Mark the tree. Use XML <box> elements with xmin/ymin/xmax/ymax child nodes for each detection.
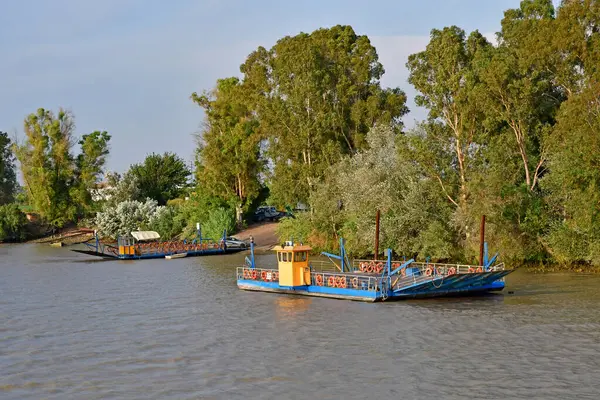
<box><xmin>0</xmin><ymin>132</ymin><xmax>18</xmax><ymax>205</ymax></box>
<box><xmin>14</xmin><ymin>108</ymin><xmax>77</xmax><ymax>226</ymax></box>
<box><xmin>475</xmin><ymin>0</ymin><xmax>561</xmax><ymax>192</ymax></box>
<box><xmin>407</xmin><ymin>27</ymin><xmax>492</xmax><ymax>248</ymax></box>
<box><xmin>191</xmin><ymin>77</ymin><xmax>263</xmax><ymax>213</ymax></box>
<box><xmin>128</xmin><ymin>152</ymin><xmax>190</xmax><ymax>205</ymax></box>
<box><xmin>0</xmin><ymin>203</ymin><xmax>28</xmax><ymax>242</ymax></box>
<box><xmin>95</xmin><ymin>198</ymin><xmax>160</xmax><ymax>238</ymax></box>
<box><xmin>240</xmin><ymin>25</ymin><xmax>408</xmax><ymax>206</ymax></box>
<box><xmin>72</xmin><ymin>131</ymin><xmax>111</xmax><ymax>214</ymax></box>
<box><xmin>289</xmin><ymin>125</ymin><xmax>456</xmax><ymax>259</ymax></box>
<box><xmin>542</xmin><ymin>83</ymin><xmax>600</xmax><ymax>264</ymax></box>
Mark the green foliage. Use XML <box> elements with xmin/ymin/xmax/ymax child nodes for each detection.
<box><xmin>72</xmin><ymin>131</ymin><xmax>111</xmax><ymax>214</ymax></box>
<box><xmin>14</xmin><ymin>108</ymin><xmax>111</xmax><ymax>227</ymax></box>
<box><xmin>276</xmin><ymin>213</ymin><xmax>314</xmax><ymax>247</ymax></box>
<box><xmin>0</xmin><ymin>132</ymin><xmax>18</xmax><ymax>205</ymax></box>
<box><xmin>15</xmin><ymin>108</ymin><xmax>77</xmax><ymax>227</ymax></box>
<box><xmin>191</xmin><ymin>77</ymin><xmax>263</xmax><ymax>212</ymax></box>
<box><xmin>542</xmin><ymin>83</ymin><xmax>600</xmax><ymax>264</ymax></box>
<box><xmin>407</xmin><ymin>26</ymin><xmax>491</xmax><ymax>224</ymax></box>
<box><xmin>238</xmin><ymin>25</ymin><xmax>408</xmax><ymax>206</ymax></box>
<box><xmin>101</xmin><ymin>171</ymin><xmax>141</xmax><ymax>208</ymax></box>
<box><xmin>285</xmin><ymin>125</ymin><xmax>456</xmax><ymax>260</ymax></box>
<box><xmin>128</xmin><ymin>152</ymin><xmax>190</xmax><ymax>205</ymax></box>
<box><xmin>0</xmin><ymin>203</ymin><xmax>28</xmax><ymax>242</ymax></box>
<box><xmin>147</xmin><ymin>205</ymin><xmax>185</xmax><ymax>240</ymax></box>
<box><xmin>95</xmin><ymin>198</ymin><xmax>160</xmax><ymax>239</ymax></box>
<box><xmin>202</xmin><ymin>207</ymin><xmax>236</xmax><ymax>241</ymax></box>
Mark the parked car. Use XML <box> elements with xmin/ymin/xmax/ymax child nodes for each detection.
<box><xmin>224</xmin><ymin>236</ymin><xmax>247</xmax><ymax>249</ymax></box>
<box><xmin>253</xmin><ymin>206</ymin><xmax>284</xmax><ymax>222</ymax></box>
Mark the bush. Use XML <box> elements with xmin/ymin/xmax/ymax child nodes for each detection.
<box><xmin>95</xmin><ymin>198</ymin><xmax>160</xmax><ymax>238</ymax></box>
<box><xmin>203</xmin><ymin>207</ymin><xmax>236</xmax><ymax>240</ymax></box>
<box><xmin>0</xmin><ymin>203</ymin><xmax>28</xmax><ymax>242</ymax></box>
<box><xmin>147</xmin><ymin>205</ymin><xmax>184</xmax><ymax>240</ymax></box>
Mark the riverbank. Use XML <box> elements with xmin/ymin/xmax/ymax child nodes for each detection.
<box><xmin>233</xmin><ymin>222</ymin><xmax>279</xmax><ymax>253</ymax></box>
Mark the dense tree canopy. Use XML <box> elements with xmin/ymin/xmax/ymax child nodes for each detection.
<box><xmin>192</xmin><ymin>77</ymin><xmax>262</xmax><ymax>212</ymax></box>
<box><xmin>128</xmin><ymin>152</ymin><xmax>190</xmax><ymax>205</ymax></box>
<box><xmin>13</xmin><ymin>108</ymin><xmax>111</xmax><ymax>227</ymax></box>
<box><xmin>236</xmin><ymin>25</ymin><xmax>408</xmax><ymax>206</ymax></box>
<box><xmin>0</xmin><ymin>132</ymin><xmax>18</xmax><ymax>205</ymax></box>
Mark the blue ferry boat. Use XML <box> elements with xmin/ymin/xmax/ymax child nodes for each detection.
<box><xmin>237</xmin><ymin>238</ymin><xmax>515</xmax><ymax>302</ymax></box>
<box><xmin>73</xmin><ymin>229</ymin><xmax>245</xmax><ymax>260</ymax></box>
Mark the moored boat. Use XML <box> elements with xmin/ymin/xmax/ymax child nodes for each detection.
<box><xmin>73</xmin><ymin>228</ymin><xmax>245</xmax><ymax>260</ymax></box>
<box><xmin>237</xmin><ymin>237</ymin><xmax>515</xmax><ymax>302</ymax></box>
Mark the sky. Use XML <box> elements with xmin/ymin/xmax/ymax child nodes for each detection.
<box><xmin>0</xmin><ymin>0</ymin><xmax>534</xmax><ymax>175</ymax></box>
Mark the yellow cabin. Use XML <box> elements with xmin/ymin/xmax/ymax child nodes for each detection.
<box><xmin>273</xmin><ymin>243</ymin><xmax>312</xmax><ymax>287</ymax></box>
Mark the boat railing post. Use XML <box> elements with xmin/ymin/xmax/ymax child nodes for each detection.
<box><xmin>250</xmin><ymin>235</ymin><xmax>255</xmax><ymax>269</ymax></box>
<box><xmin>340</xmin><ymin>237</ymin><xmax>345</xmax><ymax>272</ymax></box>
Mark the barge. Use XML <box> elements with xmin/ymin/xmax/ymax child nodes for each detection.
<box><xmin>237</xmin><ymin>238</ymin><xmax>515</xmax><ymax>302</ymax></box>
<box><xmin>73</xmin><ymin>229</ymin><xmax>245</xmax><ymax>260</ymax></box>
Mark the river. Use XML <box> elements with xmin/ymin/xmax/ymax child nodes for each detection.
<box><xmin>2</xmin><ymin>243</ymin><xmax>600</xmax><ymax>399</ymax></box>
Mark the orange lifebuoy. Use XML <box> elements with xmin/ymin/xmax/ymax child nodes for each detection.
<box><xmin>436</xmin><ymin>267</ymin><xmax>444</xmax><ymax>276</ymax></box>
<box><xmin>476</xmin><ymin>266</ymin><xmax>483</xmax><ymax>273</ymax></box>
<box><xmin>272</xmin><ymin>271</ymin><xmax>279</xmax><ymax>281</ymax></box>
<box><xmin>214</xmin><ymin>243</ymin><xmax>219</xmax><ymax>249</ymax></box>
<box><xmin>375</xmin><ymin>263</ymin><xmax>384</xmax><ymax>274</ymax></box>
<box><xmin>339</xmin><ymin>277</ymin><xmax>347</xmax><ymax>289</ymax></box>
<box><xmin>261</xmin><ymin>271</ymin><xmax>268</xmax><ymax>281</ymax></box>
<box><xmin>425</xmin><ymin>267</ymin><xmax>433</xmax><ymax>276</ymax></box>
<box><xmin>448</xmin><ymin>267</ymin><xmax>456</xmax><ymax>275</ymax></box>
<box><xmin>360</xmin><ymin>262</ymin><xmax>367</xmax><ymax>272</ymax></box>
<box><xmin>366</xmin><ymin>264</ymin><xmax>374</xmax><ymax>273</ymax></box>
<box><xmin>392</xmin><ymin>263</ymin><xmax>400</xmax><ymax>269</ymax></box>
<box><xmin>468</xmin><ymin>267</ymin><xmax>475</xmax><ymax>273</ymax></box>
<box><xmin>352</xmin><ymin>277</ymin><xmax>359</xmax><ymax>288</ymax></box>
<box><xmin>327</xmin><ymin>276</ymin><xmax>335</xmax><ymax>287</ymax></box>
<box><xmin>251</xmin><ymin>269</ymin><xmax>257</xmax><ymax>280</ymax></box>
<box><xmin>315</xmin><ymin>274</ymin><xmax>323</xmax><ymax>286</ymax></box>
<box><xmin>335</xmin><ymin>276</ymin><xmax>342</xmax><ymax>287</ymax></box>
<box><xmin>243</xmin><ymin>269</ymin><xmax>250</xmax><ymax>279</ymax></box>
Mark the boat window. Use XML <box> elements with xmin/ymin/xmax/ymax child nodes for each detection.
<box><xmin>294</xmin><ymin>251</ymin><xmax>307</xmax><ymax>262</ymax></box>
<box><xmin>301</xmin><ymin>252</ymin><xmax>307</xmax><ymax>261</ymax></box>
<box><xmin>278</xmin><ymin>252</ymin><xmax>282</xmax><ymax>262</ymax></box>
<box><xmin>287</xmin><ymin>252</ymin><xmax>292</xmax><ymax>261</ymax></box>
<box><xmin>281</xmin><ymin>252</ymin><xmax>287</xmax><ymax>262</ymax></box>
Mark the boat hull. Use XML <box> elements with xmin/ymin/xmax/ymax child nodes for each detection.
<box><xmin>237</xmin><ymin>271</ymin><xmax>510</xmax><ymax>302</ymax></box>
<box><xmin>238</xmin><ymin>280</ymin><xmax>379</xmax><ymax>302</ymax></box>
<box><xmin>73</xmin><ymin>247</ymin><xmax>245</xmax><ymax>260</ymax></box>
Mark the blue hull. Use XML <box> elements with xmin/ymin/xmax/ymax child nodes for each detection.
<box><xmin>73</xmin><ymin>247</ymin><xmax>245</xmax><ymax>260</ymax></box>
<box><xmin>237</xmin><ymin>271</ymin><xmax>509</xmax><ymax>302</ymax></box>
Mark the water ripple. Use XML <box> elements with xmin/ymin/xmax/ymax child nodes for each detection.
<box><xmin>1</xmin><ymin>243</ymin><xmax>600</xmax><ymax>399</ymax></box>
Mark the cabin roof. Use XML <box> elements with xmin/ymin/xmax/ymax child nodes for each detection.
<box><xmin>272</xmin><ymin>245</ymin><xmax>312</xmax><ymax>251</ymax></box>
<box><xmin>131</xmin><ymin>231</ymin><xmax>161</xmax><ymax>241</ymax></box>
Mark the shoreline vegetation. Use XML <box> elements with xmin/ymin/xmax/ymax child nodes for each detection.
<box><xmin>2</xmin><ymin>1</ymin><xmax>600</xmax><ymax>273</ymax></box>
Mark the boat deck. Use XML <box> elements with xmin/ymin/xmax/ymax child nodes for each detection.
<box><xmin>236</xmin><ymin>260</ymin><xmax>510</xmax><ymax>302</ymax></box>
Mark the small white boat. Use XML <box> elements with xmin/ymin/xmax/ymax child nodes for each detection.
<box><xmin>165</xmin><ymin>253</ymin><xmax>187</xmax><ymax>260</ymax></box>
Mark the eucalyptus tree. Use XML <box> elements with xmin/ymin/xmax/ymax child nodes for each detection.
<box><xmin>15</xmin><ymin>108</ymin><xmax>77</xmax><ymax>226</ymax></box>
<box><xmin>406</xmin><ymin>26</ymin><xmax>492</xmax><ymax>247</ymax></box>
<box><xmin>240</xmin><ymin>25</ymin><xmax>408</xmax><ymax>206</ymax></box>
<box><xmin>0</xmin><ymin>132</ymin><xmax>18</xmax><ymax>205</ymax></box>
<box><xmin>191</xmin><ymin>77</ymin><xmax>262</xmax><ymax>213</ymax></box>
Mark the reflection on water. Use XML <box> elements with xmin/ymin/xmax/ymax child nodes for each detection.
<box><xmin>274</xmin><ymin>297</ymin><xmax>313</xmax><ymax>320</ymax></box>
<box><xmin>1</xmin><ymin>243</ymin><xmax>600</xmax><ymax>399</ymax></box>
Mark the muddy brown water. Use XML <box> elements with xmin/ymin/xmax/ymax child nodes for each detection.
<box><xmin>2</xmin><ymin>243</ymin><xmax>600</xmax><ymax>399</ymax></box>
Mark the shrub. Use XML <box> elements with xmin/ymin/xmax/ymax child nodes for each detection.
<box><xmin>0</xmin><ymin>203</ymin><xmax>28</xmax><ymax>242</ymax></box>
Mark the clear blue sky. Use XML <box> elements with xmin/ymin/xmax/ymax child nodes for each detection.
<box><xmin>1</xmin><ymin>0</ymin><xmax>533</xmax><ymax>175</ymax></box>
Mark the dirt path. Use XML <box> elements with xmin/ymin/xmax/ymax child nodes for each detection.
<box><xmin>233</xmin><ymin>222</ymin><xmax>279</xmax><ymax>252</ymax></box>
